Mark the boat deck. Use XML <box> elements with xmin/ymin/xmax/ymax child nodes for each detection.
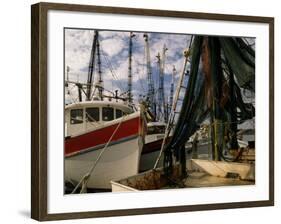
<box><xmin>111</xmin><ymin>159</ymin><xmax>255</xmax><ymax>192</ymax></box>
<box><xmin>184</xmin><ymin>172</ymin><xmax>253</xmax><ymax>188</ymax></box>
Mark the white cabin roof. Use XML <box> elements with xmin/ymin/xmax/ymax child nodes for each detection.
<box><xmin>147</xmin><ymin>121</ymin><xmax>166</xmax><ymax>127</ymax></box>
<box><xmin>65</xmin><ymin>100</ymin><xmax>134</xmax><ymax>112</ymax></box>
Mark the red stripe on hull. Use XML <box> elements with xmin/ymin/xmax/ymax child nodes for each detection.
<box><xmin>65</xmin><ymin>116</ymin><xmax>141</xmax><ymax>156</ymax></box>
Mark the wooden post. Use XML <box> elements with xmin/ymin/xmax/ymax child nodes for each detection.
<box><xmin>192</xmin><ymin>133</ymin><xmax>198</xmax><ymax>159</ymax></box>
<box><xmin>180</xmin><ymin>145</ymin><xmax>187</xmax><ymax>177</ymax></box>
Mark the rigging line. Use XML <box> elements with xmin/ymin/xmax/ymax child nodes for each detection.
<box><xmin>84</xmin><ymin>112</ymin><xmax>101</xmax><ymax>128</ymax></box>
<box><xmin>100</xmin><ymin>52</ymin><xmax>118</xmax><ymax>81</ymax></box>
<box><xmin>136</xmin><ymin>69</ymin><xmax>146</xmax><ymax>94</ymax></box>
<box><xmin>66</xmin><ymin>90</ymin><xmax>77</xmax><ymax>103</ymax></box>
<box><xmin>99</xmin><ymin>45</ymin><xmax>124</xmax><ymax>85</ymax></box>
<box><xmin>142</xmin><ymin>45</ymin><xmax>148</xmax><ymax>93</ymax></box>
<box><xmin>100</xmin><ymin>46</ymin><xmax>126</xmax><ymax>92</ymax></box>
<box><xmin>101</xmin><ymin>51</ymin><xmax>117</xmax><ymax>78</ymax></box>
<box><xmin>71</xmin><ymin>115</ymin><xmax>127</xmax><ymax>194</ymax></box>
<box><xmin>67</xmin><ymin>91</ymin><xmax>79</xmax><ymax>104</ymax></box>
<box><xmin>66</xmin><ymin>83</ymin><xmax>81</xmax><ymax>103</ymax></box>
<box><xmin>132</xmin><ymin>55</ymin><xmax>146</xmax><ymax>93</ymax></box>
<box><xmin>100</xmin><ymin>50</ymin><xmax>126</xmax><ymax>92</ymax></box>
<box><xmin>67</xmin><ymin>83</ymin><xmax>78</xmax><ymax>91</ymax></box>
<box><xmin>99</xmin><ymin>45</ymin><xmax>121</xmax><ymax>79</ymax></box>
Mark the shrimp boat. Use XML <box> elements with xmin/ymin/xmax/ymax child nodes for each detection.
<box><xmin>65</xmin><ymin>100</ymin><xmax>146</xmax><ymax>189</ymax></box>
<box><xmin>140</xmin><ymin>122</ymin><xmax>169</xmax><ymax>171</ymax></box>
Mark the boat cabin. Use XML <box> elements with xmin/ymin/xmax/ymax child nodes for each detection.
<box><xmin>145</xmin><ymin>122</ymin><xmax>166</xmax><ymax>143</ymax></box>
<box><xmin>147</xmin><ymin>122</ymin><xmax>166</xmax><ymax>135</ymax></box>
<box><xmin>65</xmin><ymin>101</ymin><xmax>134</xmax><ymax>137</ymax></box>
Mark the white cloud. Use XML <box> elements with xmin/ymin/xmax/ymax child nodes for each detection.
<box><xmin>65</xmin><ymin>29</ymin><xmax>94</xmax><ymax>76</ymax></box>
<box><xmin>100</xmin><ymin>38</ymin><xmax>125</xmax><ymax>57</ymax></box>
<box><xmin>65</xmin><ymin>28</ymin><xmax>191</xmax><ymax>103</ymax></box>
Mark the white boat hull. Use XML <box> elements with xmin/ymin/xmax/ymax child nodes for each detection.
<box><xmin>65</xmin><ymin>136</ymin><xmax>143</xmax><ymax>189</ymax></box>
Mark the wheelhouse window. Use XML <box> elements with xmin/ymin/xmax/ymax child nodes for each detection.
<box><xmin>70</xmin><ymin>109</ymin><xmax>83</xmax><ymax>124</ymax></box>
<box><xmin>115</xmin><ymin>109</ymin><xmax>123</xmax><ymax>119</ymax></box>
<box><xmin>102</xmin><ymin>107</ymin><xmax>114</xmax><ymax>121</ymax></box>
<box><xmin>86</xmin><ymin>107</ymin><xmax>100</xmax><ymax>122</ymax></box>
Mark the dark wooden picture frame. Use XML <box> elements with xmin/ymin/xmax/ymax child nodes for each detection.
<box><xmin>31</xmin><ymin>2</ymin><xmax>274</xmax><ymax>221</ymax></box>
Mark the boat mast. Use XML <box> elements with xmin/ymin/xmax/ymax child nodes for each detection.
<box><xmin>77</xmin><ymin>83</ymin><xmax>83</xmax><ymax>102</ymax></box>
<box><xmin>162</xmin><ymin>45</ymin><xmax>168</xmax><ymax>122</ymax></box>
<box><xmin>143</xmin><ymin>33</ymin><xmax>156</xmax><ymax>118</ymax></box>
<box><xmin>156</xmin><ymin>53</ymin><xmax>162</xmax><ymax>120</ymax></box>
<box><xmin>128</xmin><ymin>32</ymin><xmax>135</xmax><ymax>103</ymax></box>
<box><xmin>96</xmin><ymin>36</ymin><xmax>103</xmax><ymax>100</ymax></box>
<box><xmin>169</xmin><ymin>65</ymin><xmax>176</xmax><ymax>115</ymax></box>
<box><xmin>86</xmin><ymin>30</ymin><xmax>99</xmax><ymax>101</ymax></box>
<box><xmin>66</xmin><ymin>66</ymin><xmax>70</xmax><ymax>85</ymax></box>
<box><xmin>156</xmin><ymin>45</ymin><xmax>168</xmax><ymax>122</ymax></box>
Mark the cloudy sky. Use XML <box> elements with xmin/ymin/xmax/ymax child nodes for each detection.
<box><xmin>64</xmin><ymin>28</ymin><xmax>192</xmax><ymax>104</ymax></box>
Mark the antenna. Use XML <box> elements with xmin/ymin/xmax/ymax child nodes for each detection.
<box><xmin>65</xmin><ymin>66</ymin><xmax>70</xmax><ymax>88</ymax></box>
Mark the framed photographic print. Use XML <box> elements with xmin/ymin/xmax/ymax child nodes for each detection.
<box><xmin>31</xmin><ymin>2</ymin><xmax>274</xmax><ymax>221</ymax></box>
